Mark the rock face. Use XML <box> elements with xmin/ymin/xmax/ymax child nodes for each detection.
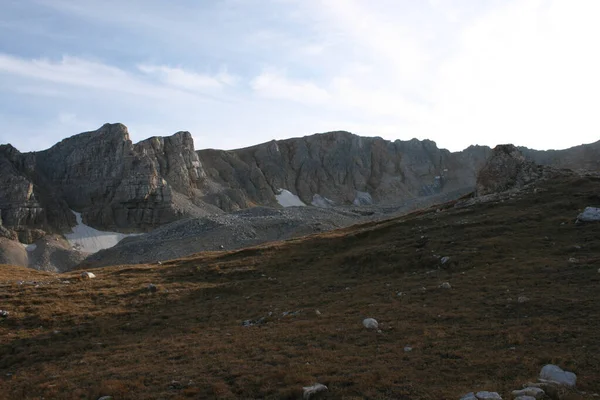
<box><xmin>476</xmin><ymin>145</ymin><xmax>545</xmax><ymax>196</ymax></box>
<box><xmin>521</xmin><ymin>140</ymin><xmax>600</xmax><ymax>172</ymax></box>
<box><xmin>197</xmin><ymin>133</ymin><xmax>491</xmax><ymax>210</ymax></box>
<box><xmin>1</xmin><ymin>124</ymin><xmax>599</xmax><ymax>249</ymax></box>
<box><xmin>1</xmin><ymin>124</ymin><xmax>222</xmax><ymax>241</ymax></box>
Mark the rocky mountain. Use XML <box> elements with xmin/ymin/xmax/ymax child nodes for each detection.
<box><xmin>521</xmin><ymin>140</ymin><xmax>600</xmax><ymax>171</ymax></box>
<box><xmin>0</xmin><ymin>123</ymin><xmax>598</xmax><ymax>248</ymax></box>
<box><xmin>198</xmin><ymin>133</ymin><xmax>491</xmax><ymax>211</ymax></box>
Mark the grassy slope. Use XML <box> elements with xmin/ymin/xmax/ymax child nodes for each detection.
<box><xmin>1</xmin><ymin>175</ymin><xmax>600</xmax><ymax>399</ymax></box>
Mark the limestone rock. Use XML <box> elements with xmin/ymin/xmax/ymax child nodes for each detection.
<box><xmin>576</xmin><ymin>207</ymin><xmax>600</xmax><ymax>223</ymax></box>
<box><xmin>303</xmin><ymin>383</ymin><xmax>328</xmax><ymax>399</ymax></box>
<box><xmin>362</xmin><ymin>318</ymin><xmax>379</xmax><ymax>329</ymax></box>
<box><xmin>475</xmin><ymin>392</ymin><xmax>502</xmax><ymax>400</ymax></box>
<box><xmin>512</xmin><ymin>387</ymin><xmax>545</xmax><ymax>399</ymax></box>
<box><xmin>539</xmin><ymin>364</ymin><xmax>577</xmax><ymax>387</ymax></box>
<box><xmin>81</xmin><ymin>271</ymin><xmax>96</xmax><ymax>279</ymax></box>
<box><xmin>476</xmin><ymin>145</ymin><xmax>543</xmax><ymax>196</ymax></box>
<box><xmin>198</xmin><ymin>132</ymin><xmax>490</xmax><ymax>210</ymax></box>
<box><xmin>0</xmin><ymin>237</ymin><xmax>28</xmax><ymax>267</ymax></box>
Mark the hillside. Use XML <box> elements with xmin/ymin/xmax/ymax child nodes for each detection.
<box><xmin>1</xmin><ymin>172</ymin><xmax>599</xmax><ymax>399</ymax></box>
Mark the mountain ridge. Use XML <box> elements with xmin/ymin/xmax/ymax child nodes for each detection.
<box><xmin>1</xmin><ymin>123</ymin><xmax>599</xmax><ymax>243</ymax></box>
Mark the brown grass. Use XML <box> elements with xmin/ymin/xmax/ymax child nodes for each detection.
<box><xmin>1</xmin><ymin>175</ymin><xmax>600</xmax><ymax>399</ymax></box>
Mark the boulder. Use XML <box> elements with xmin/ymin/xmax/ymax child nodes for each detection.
<box><xmin>302</xmin><ymin>383</ymin><xmax>328</xmax><ymax>399</ymax></box>
<box><xmin>476</xmin><ymin>145</ymin><xmax>543</xmax><ymax>196</ymax></box>
<box><xmin>576</xmin><ymin>207</ymin><xmax>600</xmax><ymax>223</ymax></box>
<box><xmin>539</xmin><ymin>364</ymin><xmax>576</xmax><ymax>387</ymax></box>
<box><xmin>81</xmin><ymin>271</ymin><xmax>96</xmax><ymax>279</ymax></box>
<box><xmin>512</xmin><ymin>387</ymin><xmax>545</xmax><ymax>399</ymax></box>
<box><xmin>362</xmin><ymin>318</ymin><xmax>379</xmax><ymax>330</ymax></box>
<box><xmin>475</xmin><ymin>392</ymin><xmax>502</xmax><ymax>400</ymax></box>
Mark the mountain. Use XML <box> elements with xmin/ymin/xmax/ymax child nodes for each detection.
<box><xmin>0</xmin><ymin>123</ymin><xmax>598</xmax><ymax>245</ymax></box>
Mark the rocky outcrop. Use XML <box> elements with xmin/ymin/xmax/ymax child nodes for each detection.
<box><xmin>0</xmin><ymin>144</ymin><xmax>74</xmax><ymax>242</ymax></box>
<box><xmin>476</xmin><ymin>145</ymin><xmax>545</xmax><ymax>196</ymax></box>
<box><xmin>197</xmin><ymin>133</ymin><xmax>491</xmax><ymax>210</ymax></box>
<box><xmin>1</xmin><ymin>124</ymin><xmax>598</xmax><ymax>249</ymax></box>
<box><xmin>0</xmin><ymin>124</ymin><xmax>222</xmax><ymax>240</ymax></box>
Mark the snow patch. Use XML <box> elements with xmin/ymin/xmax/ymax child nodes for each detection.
<box><xmin>65</xmin><ymin>211</ymin><xmax>138</xmax><ymax>253</ymax></box>
<box><xmin>275</xmin><ymin>189</ymin><xmax>306</xmax><ymax>207</ymax></box>
<box><xmin>311</xmin><ymin>194</ymin><xmax>335</xmax><ymax>208</ymax></box>
<box><xmin>20</xmin><ymin>243</ymin><xmax>37</xmax><ymax>252</ymax></box>
<box><xmin>353</xmin><ymin>191</ymin><xmax>373</xmax><ymax>206</ymax></box>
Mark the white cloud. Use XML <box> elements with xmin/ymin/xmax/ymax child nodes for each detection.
<box><xmin>137</xmin><ymin>64</ymin><xmax>238</xmax><ymax>92</ymax></box>
<box><xmin>251</xmin><ymin>69</ymin><xmax>331</xmax><ymax>104</ymax></box>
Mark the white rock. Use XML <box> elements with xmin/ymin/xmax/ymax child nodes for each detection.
<box><xmin>475</xmin><ymin>391</ymin><xmax>502</xmax><ymax>399</ymax></box>
<box><xmin>403</xmin><ymin>346</ymin><xmax>413</xmax><ymax>352</ymax></box>
<box><xmin>512</xmin><ymin>387</ymin><xmax>545</xmax><ymax>399</ymax></box>
<box><xmin>577</xmin><ymin>207</ymin><xmax>600</xmax><ymax>222</ymax></box>
<box><xmin>460</xmin><ymin>393</ymin><xmax>478</xmax><ymax>400</ymax></box>
<box><xmin>440</xmin><ymin>282</ymin><xmax>452</xmax><ymax>289</ymax></box>
<box><xmin>517</xmin><ymin>296</ymin><xmax>530</xmax><ymax>303</ymax></box>
<box><xmin>539</xmin><ymin>364</ymin><xmax>577</xmax><ymax>387</ymax></box>
<box><xmin>441</xmin><ymin>256</ymin><xmax>451</xmax><ymax>265</ymax></box>
<box><xmin>81</xmin><ymin>272</ymin><xmax>96</xmax><ymax>279</ymax></box>
<box><xmin>362</xmin><ymin>318</ymin><xmax>379</xmax><ymax>330</ymax></box>
<box><xmin>513</xmin><ymin>397</ymin><xmax>536</xmax><ymax>400</ymax></box>
<box><xmin>97</xmin><ymin>397</ymin><xmax>114</xmax><ymax>400</ymax></box>
<box><xmin>303</xmin><ymin>383</ymin><xmax>328</xmax><ymax>399</ymax></box>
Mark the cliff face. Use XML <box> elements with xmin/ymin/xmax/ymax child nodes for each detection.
<box><xmin>0</xmin><ymin>124</ymin><xmax>221</xmax><ymax>241</ymax></box>
<box><xmin>520</xmin><ymin>140</ymin><xmax>600</xmax><ymax>171</ymax></box>
<box><xmin>197</xmin><ymin>133</ymin><xmax>492</xmax><ymax>210</ymax></box>
<box><xmin>0</xmin><ymin>124</ymin><xmax>598</xmax><ymax>242</ymax></box>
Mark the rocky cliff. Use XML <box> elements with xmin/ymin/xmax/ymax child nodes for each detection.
<box><xmin>197</xmin><ymin>133</ymin><xmax>492</xmax><ymax>211</ymax></box>
<box><xmin>0</xmin><ymin>124</ymin><xmax>224</xmax><ymax>243</ymax></box>
<box><xmin>1</xmin><ymin>124</ymin><xmax>598</xmax><ymax>245</ymax></box>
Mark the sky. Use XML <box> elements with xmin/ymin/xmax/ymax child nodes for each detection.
<box><xmin>0</xmin><ymin>0</ymin><xmax>599</xmax><ymax>153</ymax></box>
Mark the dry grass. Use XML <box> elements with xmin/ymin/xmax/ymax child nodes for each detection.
<box><xmin>1</xmin><ymin>175</ymin><xmax>600</xmax><ymax>399</ymax></box>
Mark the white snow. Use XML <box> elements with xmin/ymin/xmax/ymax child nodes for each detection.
<box><xmin>311</xmin><ymin>194</ymin><xmax>335</xmax><ymax>208</ymax></box>
<box><xmin>275</xmin><ymin>189</ymin><xmax>306</xmax><ymax>207</ymax></box>
<box><xmin>65</xmin><ymin>211</ymin><xmax>137</xmax><ymax>253</ymax></box>
<box><xmin>20</xmin><ymin>243</ymin><xmax>37</xmax><ymax>252</ymax></box>
<box><xmin>353</xmin><ymin>191</ymin><xmax>373</xmax><ymax>206</ymax></box>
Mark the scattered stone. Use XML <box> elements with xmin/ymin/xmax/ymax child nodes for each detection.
<box><xmin>441</xmin><ymin>256</ymin><xmax>451</xmax><ymax>265</ymax></box>
<box><xmin>157</xmin><ymin>261</ymin><xmax>162</xmax><ymax>265</ymax></box>
<box><xmin>362</xmin><ymin>318</ymin><xmax>379</xmax><ymax>330</ymax></box>
<box><xmin>576</xmin><ymin>207</ymin><xmax>600</xmax><ymax>223</ymax></box>
<box><xmin>513</xmin><ymin>396</ymin><xmax>536</xmax><ymax>400</ymax></box>
<box><xmin>539</xmin><ymin>364</ymin><xmax>577</xmax><ymax>387</ymax></box>
<box><xmin>517</xmin><ymin>296</ymin><xmax>530</xmax><ymax>304</ymax></box>
<box><xmin>81</xmin><ymin>271</ymin><xmax>96</xmax><ymax>279</ymax></box>
<box><xmin>475</xmin><ymin>391</ymin><xmax>502</xmax><ymax>400</ymax></box>
<box><xmin>315</xmin><ymin>309</ymin><xmax>321</xmax><ymax>315</ymax></box>
<box><xmin>0</xmin><ymin>310</ymin><xmax>8</xmax><ymax>318</ymax></box>
<box><xmin>303</xmin><ymin>383</ymin><xmax>328</xmax><ymax>399</ymax></box>
<box><xmin>97</xmin><ymin>397</ymin><xmax>114</xmax><ymax>400</ymax></box>
<box><xmin>568</xmin><ymin>258</ymin><xmax>578</xmax><ymax>263</ymax></box>
<box><xmin>147</xmin><ymin>284</ymin><xmax>158</xmax><ymax>293</ymax></box>
<box><xmin>511</xmin><ymin>387</ymin><xmax>545</xmax><ymax>399</ymax></box>
<box><xmin>440</xmin><ymin>282</ymin><xmax>452</xmax><ymax>289</ymax></box>
<box><xmin>460</xmin><ymin>393</ymin><xmax>478</xmax><ymax>400</ymax></box>
<box><xmin>404</xmin><ymin>346</ymin><xmax>413</xmax><ymax>352</ymax></box>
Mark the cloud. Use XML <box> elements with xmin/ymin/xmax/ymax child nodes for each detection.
<box><xmin>137</xmin><ymin>64</ymin><xmax>238</xmax><ymax>92</ymax></box>
<box><xmin>251</xmin><ymin>69</ymin><xmax>331</xmax><ymax>104</ymax></box>
<box><xmin>0</xmin><ymin>54</ymin><xmax>228</xmax><ymax>102</ymax></box>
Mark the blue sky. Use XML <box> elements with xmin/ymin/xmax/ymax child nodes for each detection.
<box><xmin>1</xmin><ymin>0</ymin><xmax>599</xmax><ymax>152</ymax></box>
